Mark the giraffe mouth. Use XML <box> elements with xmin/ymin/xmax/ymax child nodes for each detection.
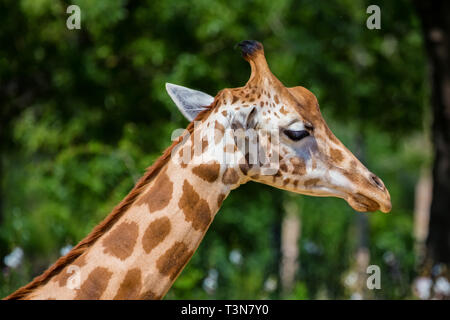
<box><xmin>348</xmin><ymin>193</ymin><xmax>383</xmax><ymax>213</ymax></box>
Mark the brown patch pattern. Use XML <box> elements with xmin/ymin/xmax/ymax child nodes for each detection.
<box><xmin>156</xmin><ymin>241</ymin><xmax>194</xmax><ymax>280</ymax></box>
<box><xmin>304</xmin><ymin>178</ymin><xmax>320</xmax><ymax>188</ymax></box>
<box><xmin>136</xmin><ymin>171</ymin><xmax>173</xmax><ymax>213</ymax></box>
<box><xmin>222</xmin><ymin>168</ymin><xmax>239</xmax><ymax>185</ymax></box>
<box><xmin>178</xmin><ymin>180</ymin><xmax>212</xmax><ymax>231</ymax></box>
<box><xmin>330</xmin><ymin>148</ymin><xmax>344</xmax><ymax>163</ymax></box>
<box><xmin>239</xmin><ymin>161</ymin><xmax>251</xmax><ymax>175</ymax></box>
<box><xmin>291</xmin><ymin>158</ymin><xmax>306</xmax><ymax>175</ymax></box>
<box><xmin>102</xmin><ymin>221</ymin><xmax>139</xmax><ymax>260</ymax></box>
<box><xmin>142</xmin><ymin>217</ymin><xmax>171</xmax><ymax>254</ymax></box>
<box><xmin>75</xmin><ymin>267</ymin><xmax>113</xmax><ymax>300</ymax></box>
<box><xmin>113</xmin><ymin>268</ymin><xmax>142</xmax><ymax>300</ymax></box>
<box><xmin>192</xmin><ymin>161</ymin><xmax>220</xmax><ymax>182</ymax></box>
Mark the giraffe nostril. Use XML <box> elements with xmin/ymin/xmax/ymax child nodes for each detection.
<box><xmin>370</xmin><ymin>174</ymin><xmax>384</xmax><ymax>190</ymax></box>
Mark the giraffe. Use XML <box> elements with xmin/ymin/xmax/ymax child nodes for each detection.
<box><xmin>5</xmin><ymin>40</ymin><xmax>391</xmax><ymax>300</ymax></box>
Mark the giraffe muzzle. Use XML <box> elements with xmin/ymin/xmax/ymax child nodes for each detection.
<box><xmin>347</xmin><ymin>173</ymin><xmax>392</xmax><ymax>213</ymax></box>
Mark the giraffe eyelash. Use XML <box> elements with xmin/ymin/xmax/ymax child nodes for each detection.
<box><xmin>304</xmin><ymin>122</ymin><xmax>314</xmax><ymax>131</ymax></box>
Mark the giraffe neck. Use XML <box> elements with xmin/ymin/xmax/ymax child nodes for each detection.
<box><xmin>21</xmin><ymin>118</ymin><xmax>243</xmax><ymax>299</ymax></box>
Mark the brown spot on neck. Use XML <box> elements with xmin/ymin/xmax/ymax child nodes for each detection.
<box><xmin>102</xmin><ymin>221</ymin><xmax>139</xmax><ymax>260</ymax></box>
<box><xmin>142</xmin><ymin>217</ymin><xmax>171</xmax><ymax>254</ymax></box>
<box><xmin>135</xmin><ymin>170</ymin><xmax>173</xmax><ymax>212</ymax></box>
<box><xmin>113</xmin><ymin>268</ymin><xmax>142</xmax><ymax>300</ymax></box>
<box><xmin>222</xmin><ymin>168</ymin><xmax>239</xmax><ymax>185</ymax></box>
<box><xmin>178</xmin><ymin>180</ymin><xmax>212</xmax><ymax>231</ymax></box>
<box><xmin>75</xmin><ymin>267</ymin><xmax>112</xmax><ymax>300</ymax></box>
<box><xmin>156</xmin><ymin>241</ymin><xmax>194</xmax><ymax>280</ymax></box>
<box><xmin>192</xmin><ymin>161</ymin><xmax>221</xmax><ymax>183</ymax></box>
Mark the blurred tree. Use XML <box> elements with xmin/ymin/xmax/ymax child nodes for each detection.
<box><xmin>414</xmin><ymin>0</ymin><xmax>450</xmax><ymax>267</ymax></box>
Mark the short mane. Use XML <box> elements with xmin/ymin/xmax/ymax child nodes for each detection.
<box><xmin>4</xmin><ymin>99</ymin><xmax>218</xmax><ymax>300</ymax></box>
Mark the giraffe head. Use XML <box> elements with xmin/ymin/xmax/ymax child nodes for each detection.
<box><xmin>167</xmin><ymin>40</ymin><xmax>391</xmax><ymax>213</ymax></box>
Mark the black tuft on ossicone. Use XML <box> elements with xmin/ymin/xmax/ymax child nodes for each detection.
<box><xmin>236</xmin><ymin>40</ymin><xmax>263</xmax><ymax>58</ymax></box>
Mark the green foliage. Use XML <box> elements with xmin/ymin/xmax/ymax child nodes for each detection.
<box><xmin>0</xmin><ymin>0</ymin><xmax>427</xmax><ymax>299</ymax></box>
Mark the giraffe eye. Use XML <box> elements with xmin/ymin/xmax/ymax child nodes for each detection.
<box><xmin>284</xmin><ymin>130</ymin><xmax>310</xmax><ymax>141</ymax></box>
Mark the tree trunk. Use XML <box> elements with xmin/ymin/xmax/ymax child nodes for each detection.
<box><xmin>280</xmin><ymin>197</ymin><xmax>301</xmax><ymax>296</ymax></box>
<box><xmin>413</xmin><ymin>169</ymin><xmax>432</xmax><ymax>266</ymax></box>
<box><xmin>414</xmin><ymin>0</ymin><xmax>450</xmax><ymax>265</ymax></box>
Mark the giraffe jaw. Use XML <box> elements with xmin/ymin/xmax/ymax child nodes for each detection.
<box><xmin>276</xmin><ymin>180</ymin><xmax>392</xmax><ymax>213</ymax></box>
<box><xmin>347</xmin><ymin>192</ymin><xmax>391</xmax><ymax>213</ymax></box>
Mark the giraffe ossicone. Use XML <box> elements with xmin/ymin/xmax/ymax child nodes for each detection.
<box><xmin>5</xmin><ymin>40</ymin><xmax>391</xmax><ymax>300</ymax></box>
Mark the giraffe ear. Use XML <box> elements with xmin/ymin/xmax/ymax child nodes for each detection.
<box><xmin>166</xmin><ymin>83</ymin><xmax>214</xmax><ymax>121</ymax></box>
